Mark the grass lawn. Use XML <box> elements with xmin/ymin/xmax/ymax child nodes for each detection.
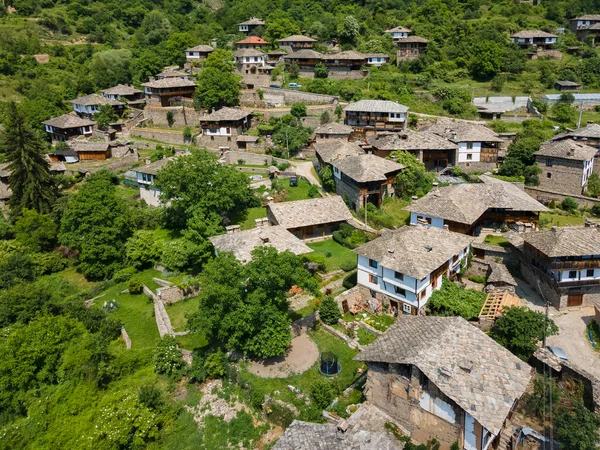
<box><xmin>380</xmin><ymin>197</ymin><xmax>411</xmax><ymax>226</ymax></box>
<box><xmin>166</xmin><ymin>296</ymin><xmax>201</xmax><ymax>332</ymax></box>
<box><xmin>307</xmin><ymin>239</ymin><xmax>357</xmax><ymax>272</ymax></box>
<box><xmin>280</xmin><ymin>178</ymin><xmax>319</xmax><ymax>202</ymax></box>
<box><xmin>357</xmin><ymin>327</ymin><xmax>377</xmax><ymax>345</ymax></box>
<box><xmin>115</xmin><ymin>184</ymin><xmax>140</xmax><ymax>202</ymax></box>
<box><xmin>233</xmin><ymin>206</ymin><xmax>268</xmax><ymax>230</ymax></box>
<box><xmin>539</xmin><ymin>212</ymin><xmax>586</xmax><ymax>229</ymax></box>
<box><xmin>176</xmin><ymin>332</ymin><xmax>208</xmax><ymax>352</ymax></box>
<box><xmin>57</xmin><ymin>267</ymin><xmax>98</xmax><ymax>291</ymax></box>
<box><xmin>482</xmin><ymin>234</ymin><xmax>510</xmax><ymax>247</ymax></box>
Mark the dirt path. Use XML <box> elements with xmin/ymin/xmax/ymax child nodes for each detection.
<box><xmin>247</xmin><ymin>334</ymin><xmax>318</xmax><ymax>378</ymax></box>
<box><xmin>293</xmin><ymin>161</ymin><xmax>321</xmax><ymax>187</ymax></box>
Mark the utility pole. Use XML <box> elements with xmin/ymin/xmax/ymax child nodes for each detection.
<box><xmin>285</xmin><ymin>129</ymin><xmax>289</xmax><ymax>158</ymax></box>
<box><xmin>577</xmin><ymin>102</ymin><xmax>584</xmax><ymax>129</ymax></box>
<box><xmin>364</xmin><ymin>193</ymin><xmax>368</xmax><ymax>224</ymax></box>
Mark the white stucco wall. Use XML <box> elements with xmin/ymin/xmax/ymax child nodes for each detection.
<box><xmin>409</xmin><ymin>212</ymin><xmax>445</xmax><ymax>229</ymax></box>
<box><xmin>457</xmin><ymin>142</ymin><xmax>482</xmax><ymax>163</ymax></box>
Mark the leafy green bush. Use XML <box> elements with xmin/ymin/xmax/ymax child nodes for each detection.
<box><xmin>128</xmin><ymin>277</ymin><xmax>143</xmax><ymax>294</ymax></box>
<box><xmin>561</xmin><ymin>197</ymin><xmax>579</xmax><ymax>213</ymax></box>
<box><xmin>204</xmin><ymin>349</ymin><xmax>227</xmax><ymax>379</ymax></box>
<box><xmin>311</xmin><ymin>379</ymin><xmax>336</xmax><ymax>410</ymax></box>
<box><xmin>339</xmin><ymin>260</ymin><xmax>357</xmax><ymax>272</ymax></box>
<box><xmin>426</xmin><ymin>279</ymin><xmax>486</xmax><ymax>320</ymax></box>
<box><xmin>468</xmin><ymin>275</ymin><xmax>487</xmax><ymax>284</ymax></box>
<box><xmin>308</xmin><ymin>184</ymin><xmax>320</xmax><ymax>198</ymax></box>
<box><xmin>153</xmin><ymin>335</ymin><xmax>185</xmax><ymax>378</ymax></box>
<box><xmin>31</xmin><ymin>251</ymin><xmax>68</xmax><ymax>275</ymax></box>
<box><xmin>332</xmin><ymin>223</ymin><xmax>374</xmax><ymax>249</ymax></box>
<box><xmin>319</xmin><ymin>295</ymin><xmax>342</xmax><ymax>325</ymax></box>
<box><xmin>266</xmin><ymin>400</ymin><xmax>296</xmax><ymax>427</ymax></box>
<box><xmin>113</xmin><ymin>266</ymin><xmax>136</xmax><ymax>282</ymax></box>
<box><xmin>343</xmin><ymin>271</ymin><xmax>357</xmax><ymax>290</ymax></box>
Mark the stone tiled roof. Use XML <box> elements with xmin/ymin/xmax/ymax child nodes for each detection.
<box><xmin>0</xmin><ymin>162</ymin><xmax>10</xmax><ymax>178</ymax></box>
<box><xmin>239</xmin><ymin>17</ymin><xmax>264</xmax><ymax>26</ymax></box>
<box><xmin>70</xmin><ymin>93</ymin><xmax>122</xmax><ymax>107</ymax></box>
<box><xmin>199</xmin><ymin>107</ymin><xmax>253</xmax><ymax>122</ymax></box>
<box><xmin>366</xmin><ymin>130</ymin><xmax>458</xmax><ymax>151</ymax></box>
<box><xmin>142</xmin><ymin>78</ymin><xmax>197</xmax><ymax>89</ymax></box>
<box><xmin>0</xmin><ymin>182</ymin><xmax>11</xmax><ymax>200</ymax></box>
<box><xmin>284</xmin><ymin>49</ymin><xmax>323</xmax><ymax>59</ymax></box>
<box><xmin>536</xmin><ymin>139</ymin><xmax>597</xmax><ymax>161</ymax></box>
<box><xmin>344</xmin><ymin>100</ymin><xmax>409</xmax><ymax>114</ymax></box>
<box><xmin>356</xmin><ymin>316</ymin><xmax>532</xmax><ymax>435</ymax></box>
<box><xmin>322</xmin><ymin>50</ymin><xmax>367</xmax><ymax>61</ymax></box>
<box><xmin>135</xmin><ymin>158</ymin><xmax>170</xmax><ymax>176</ymax></box>
<box><xmin>400</xmin><ymin>36</ymin><xmax>428</xmax><ymax>43</ymax></box>
<box><xmin>573</xmin><ymin>14</ymin><xmax>600</xmax><ymax>21</ymax></box>
<box><xmin>425</xmin><ymin>118</ymin><xmax>503</xmax><ymax>143</ymax></box>
<box><xmin>511</xmin><ymin>30</ymin><xmax>558</xmax><ymax>38</ymax></box>
<box><xmin>365</xmin><ymin>53</ymin><xmax>390</xmax><ymax>59</ymax></box>
<box><xmin>69</xmin><ymin>141</ymin><xmax>109</xmax><ymax>153</ymax></box>
<box><xmin>267</xmin><ymin>50</ymin><xmax>288</xmax><ymax>56</ymax></box>
<box><xmin>186</xmin><ymin>44</ymin><xmax>214</xmax><ymax>52</ymax></box>
<box><xmin>404</xmin><ymin>177</ymin><xmax>547</xmax><ymax>225</ymax></box>
<box><xmin>354</xmin><ymin>225</ymin><xmax>474</xmax><ymax>279</ymax></box>
<box><xmin>331</xmin><ymin>154</ymin><xmax>405</xmax><ymax>183</ymax></box>
<box><xmin>555</xmin><ymin>80</ymin><xmax>581</xmax><ymax>87</ymax></box>
<box><xmin>278</xmin><ymin>35</ymin><xmax>317</xmax><ymax>43</ymax></box>
<box><xmin>267</xmin><ymin>196</ymin><xmax>352</xmax><ymax>229</ymax></box>
<box><xmin>385</xmin><ymin>26</ymin><xmax>412</xmax><ymax>33</ymax></box>
<box><xmin>273</xmin><ymin>420</ymin><xmax>400</xmax><ymax>450</ymax></box>
<box><xmin>233</xmin><ymin>48</ymin><xmax>265</xmax><ymax>57</ymax></box>
<box><xmin>42</xmin><ymin>113</ymin><xmax>95</xmax><ymax>129</ymax></box>
<box><xmin>487</xmin><ymin>261</ymin><xmax>517</xmax><ymax>285</ymax></box>
<box><xmin>236</xmin><ymin>36</ymin><xmax>269</xmax><ymax>45</ymax></box>
<box><xmin>100</xmin><ymin>84</ymin><xmax>143</xmax><ymax>96</ymax></box>
<box><xmin>314</xmin><ymin>139</ymin><xmax>364</xmax><ymax>164</ymax></box>
<box><xmin>157</xmin><ymin>69</ymin><xmax>189</xmax><ymax>78</ymax></box>
<box><xmin>209</xmin><ymin>226</ymin><xmax>312</xmax><ymax>263</ymax></box>
<box><xmin>523</xmin><ymin>226</ymin><xmax>600</xmax><ymax>257</ymax></box>
<box><xmin>236</xmin><ymin>134</ymin><xmax>259</xmax><ymax>142</ymax></box>
<box><xmin>314</xmin><ymin>122</ymin><xmax>354</xmax><ymax>136</ymax></box>
<box><xmin>552</xmin><ymin>123</ymin><xmax>600</xmax><ymax>140</ymax></box>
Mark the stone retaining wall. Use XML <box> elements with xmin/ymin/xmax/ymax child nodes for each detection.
<box><xmin>222</xmin><ymin>150</ymin><xmax>290</xmax><ymax>166</ymax></box>
<box><xmin>144</xmin><ymin>285</ymin><xmax>175</xmax><ymax>336</ymax></box>
<box><xmin>525</xmin><ymin>185</ymin><xmax>600</xmax><ymax>209</ymax></box>
<box><xmin>121</xmin><ymin>327</ymin><xmax>132</xmax><ymax>349</ymax></box>
<box><xmin>131</xmin><ymin>128</ymin><xmax>187</xmax><ymax>145</ymax></box>
<box><xmin>321</xmin><ymin>322</ymin><xmax>361</xmax><ymax>350</ymax></box>
<box><xmin>290</xmin><ymin>311</ymin><xmax>318</xmax><ymax>337</ymax></box>
<box><xmin>143</xmin><ymin>106</ymin><xmax>203</xmax><ymax>127</ymax></box>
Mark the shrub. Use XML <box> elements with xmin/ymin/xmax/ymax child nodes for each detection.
<box><xmin>561</xmin><ymin>197</ymin><xmax>579</xmax><ymax>213</ymax></box>
<box><xmin>592</xmin><ymin>204</ymin><xmax>600</xmax><ymax>216</ymax></box>
<box><xmin>468</xmin><ymin>275</ymin><xmax>487</xmax><ymax>284</ymax></box>
<box><xmin>113</xmin><ymin>266</ymin><xmax>136</xmax><ymax>282</ymax></box>
<box><xmin>343</xmin><ymin>271</ymin><xmax>357</xmax><ymax>289</ymax></box>
<box><xmin>153</xmin><ymin>335</ymin><xmax>185</xmax><ymax>378</ymax></box>
<box><xmin>267</xmin><ymin>400</ymin><xmax>296</xmax><ymax>427</ymax></box>
<box><xmin>128</xmin><ymin>277</ymin><xmax>143</xmax><ymax>294</ymax></box>
<box><xmin>308</xmin><ymin>185</ymin><xmax>320</xmax><ymax>198</ymax></box>
<box><xmin>30</xmin><ymin>251</ymin><xmax>68</xmax><ymax>275</ymax></box>
<box><xmin>138</xmin><ymin>386</ymin><xmax>163</xmax><ymax>410</ymax></box>
<box><xmin>311</xmin><ymin>380</ymin><xmax>336</xmax><ymax>410</ymax></box>
<box><xmin>426</xmin><ymin>279</ymin><xmax>486</xmax><ymax>320</ymax></box>
<box><xmin>204</xmin><ymin>349</ymin><xmax>227</xmax><ymax>379</ymax></box>
<box><xmin>339</xmin><ymin>260</ymin><xmax>357</xmax><ymax>272</ymax></box>
<box><xmin>319</xmin><ymin>295</ymin><xmax>341</xmax><ymax>325</ymax></box>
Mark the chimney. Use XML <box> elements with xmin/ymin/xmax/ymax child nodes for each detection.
<box><xmin>259</xmin><ymin>233</ymin><xmax>270</xmax><ymax>243</ymax></box>
<box><xmin>226</xmin><ymin>225</ymin><xmax>240</xmax><ymax>234</ymax></box>
<box><xmin>387</xmin><ymin>249</ymin><xmax>394</xmax><ymax>254</ymax></box>
<box><xmin>338</xmin><ymin>153</ymin><xmax>342</xmax><ymax>159</ymax></box>
<box><xmin>149</xmin><ymin>76</ymin><xmax>155</xmax><ymax>81</ymax></box>
<box><xmin>145</xmin><ymin>157</ymin><xmax>151</xmax><ymax>165</ymax></box>
<box><xmin>211</xmin><ymin>38</ymin><xmax>218</xmax><ymax>48</ymax></box>
<box><xmin>443</xmin><ymin>224</ymin><xmax>449</xmax><ymax>230</ymax></box>
<box><xmin>255</xmin><ymin>218</ymin><xmax>264</xmax><ymax>228</ymax></box>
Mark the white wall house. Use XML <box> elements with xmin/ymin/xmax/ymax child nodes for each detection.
<box><xmin>135</xmin><ymin>158</ymin><xmax>171</xmax><ymax>208</ymax></box>
<box><xmin>457</xmin><ymin>141</ymin><xmax>482</xmax><ymax>163</ymax></box>
<box><xmin>353</xmin><ymin>226</ymin><xmax>474</xmax><ymax>314</ymax></box>
<box><xmin>366</xmin><ymin>55</ymin><xmax>389</xmax><ymax>66</ymax></box>
<box><xmin>409</xmin><ymin>212</ymin><xmax>445</xmax><ymax>229</ymax></box>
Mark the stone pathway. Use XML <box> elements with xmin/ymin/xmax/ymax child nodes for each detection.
<box><xmin>247</xmin><ymin>334</ymin><xmax>319</xmax><ymax>378</ymax></box>
<box><xmin>293</xmin><ymin>161</ymin><xmax>321</xmax><ymax>186</ymax></box>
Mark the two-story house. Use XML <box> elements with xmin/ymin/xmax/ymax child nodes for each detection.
<box><xmin>385</xmin><ymin>27</ymin><xmax>428</xmax><ymax>61</ymax></box>
<box><xmin>356</xmin><ymin>316</ymin><xmax>532</xmax><ymax>450</ymax></box>
<box><xmin>385</xmin><ymin>26</ymin><xmax>412</xmax><ymax>41</ymax></box>
<box><xmin>235</xmin><ymin>36</ymin><xmax>270</xmax><ymax>50</ymax></box>
<box><xmin>238</xmin><ymin>17</ymin><xmax>265</xmax><ymax>35</ymax></box>
<box><xmin>42</xmin><ymin>114</ymin><xmax>95</xmax><ymax>143</ymax></box>
<box><xmin>344</xmin><ymin>100</ymin><xmax>409</xmax><ymax>135</ymax></box>
<box><xmin>425</xmin><ymin>118</ymin><xmax>503</xmax><ymax>172</ymax></box>
<box><xmin>330</xmin><ymin>154</ymin><xmax>404</xmax><ymax>211</ymax></box>
<box><xmin>313</xmin><ymin>122</ymin><xmax>354</xmax><ymax>141</ymax></box>
<box><xmin>233</xmin><ymin>49</ymin><xmax>265</xmax><ymax>73</ymax></box>
<box><xmin>314</xmin><ymin>139</ymin><xmax>364</xmax><ymax>170</ymax></box>
<box><xmin>365</xmin><ymin>53</ymin><xmax>390</xmax><ymax>66</ymax></box>
<box><xmin>512</xmin><ymin>225</ymin><xmax>600</xmax><ymax>309</ymax></box>
<box><xmin>100</xmin><ymin>84</ymin><xmax>145</xmax><ymax>108</ymax></box>
<box><xmin>277</xmin><ymin>35</ymin><xmax>316</xmax><ymax>50</ymax></box>
<box><xmin>535</xmin><ymin>139</ymin><xmax>596</xmax><ymax>196</ymax></box>
<box><xmin>283</xmin><ymin>49</ymin><xmax>323</xmax><ymax>70</ymax></box>
<box><xmin>185</xmin><ymin>44</ymin><xmax>214</xmax><ymax>62</ymax></box>
<box><xmin>70</xmin><ymin>93</ymin><xmax>124</xmax><ymax>119</ymax></box>
<box><xmin>135</xmin><ymin>158</ymin><xmax>171</xmax><ymax>207</ymax></box>
<box><xmin>552</xmin><ymin>122</ymin><xmax>600</xmax><ymax>148</ymax></box>
<box><xmin>568</xmin><ymin>15</ymin><xmax>600</xmax><ymax>42</ymax></box>
<box><xmin>404</xmin><ymin>175</ymin><xmax>548</xmax><ymax>235</ymax></box>
<box><xmin>141</xmin><ymin>77</ymin><xmax>197</xmax><ymax>106</ymax></box>
<box><xmin>510</xmin><ymin>30</ymin><xmax>558</xmax><ymax>48</ymax></box>
<box><xmin>321</xmin><ymin>50</ymin><xmax>368</xmax><ymax>73</ymax></box>
<box><xmin>365</xmin><ymin>130</ymin><xmax>459</xmax><ymax>172</ymax></box>
<box><xmin>353</xmin><ymin>226</ymin><xmax>473</xmax><ymax>315</ymax></box>
<box><xmin>199</xmin><ymin>107</ymin><xmax>253</xmax><ymax>148</ymax></box>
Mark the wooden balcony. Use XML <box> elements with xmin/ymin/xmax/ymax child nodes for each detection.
<box><xmin>558</xmin><ymin>278</ymin><xmax>600</xmax><ymax>288</ymax></box>
<box><xmin>551</xmin><ymin>260</ymin><xmax>600</xmax><ymax>270</ymax></box>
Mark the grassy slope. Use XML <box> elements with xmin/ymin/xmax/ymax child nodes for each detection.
<box><xmin>307</xmin><ymin>239</ymin><xmax>357</xmax><ymax>272</ymax></box>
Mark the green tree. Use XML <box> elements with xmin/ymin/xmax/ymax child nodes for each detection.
<box><xmin>0</xmin><ymin>102</ymin><xmax>55</xmax><ymax>215</ymax></box>
<box><xmin>272</xmin><ymin>124</ymin><xmax>312</xmax><ymax>156</ymax></box>
<box><xmin>390</xmin><ymin>151</ymin><xmax>434</xmax><ymax>199</ymax></box>
<box><xmin>562</xmin><ymin>197</ymin><xmax>579</xmax><ymax>212</ymax></box>
<box><xmin>587</xmin><ymin>173</ymin><xmax>600</xmax><ymax>197</ymax></box>
<box><xmin>93</xmin><ymin>104</ymin><xmax>118</xmax><ymax>130</ymax></box>
<box><xmin>490</xmin><ymin>307</ymin><xmax>558</xmax><ymax>360</ymax></box>
<box><xmin>555</xmin><ymin>401</ymin><xmax>600</xmax><ymax>450</ymax></box>
<box><xmin>499</xmin><ymin>119</ymin><xmax>555</xmax><ymax>178</ymax></box>
<box><xmin>319</xmin><ymin>295</ymin><xmax>341</xmax><ymax>325</ymax></box>
<box><xmin>427</xmin><ymin>279</ymin><xmax>486</xmax><ymax>320</ymax></box>
<box><xmin>166</xmin><ymin>111</ymin><xmax>175</xmax><ymax>127</ymax></box>
<box><xmin>314</xmin><ymin>62</ymin><xmax>328</xmax><ymax>79</ymax></box>
<box><xmin>290</xmin><ymin>103</ymin><xmax>307</xmax><ymax>119</ymax></box>
<box><xmin>337</xmin><ymin>15</ymin><xmax>359</xmax><ymax>46</ymax></box>
<box><xmin>125</xmin><ymin>229</ymin><xmax>165</xmax><ymax>269</ymax></box>
<box><xmin>287</xmin><ymin>62</ymin><xmax>300</xmax><ymax>79</ymax></box>
<box><xmin>319</xmin><ymin>165</ymin><xmax>335</xmax><ymax>192</ymax></box>
<box><xmin>552</xmin><ymin>102</ymin><xmax>577</xmax><ymax>124</ymax></box>
<box><xmin>153</xmin><ymin>335</ymin><xmax>184</xmax><ymax>378</ymax></box>
<box><xmin>195</xmin><ymin>50</ymin><xmax>240</xmax><ymax>110</ymax></box>
<box><xmin>89</xmin><ymin>49</ymin><xmax>132</xmax><ymax>89</ymax></box>
<box><xmin>264</xmin><ymin>11</ymin><xmax>300</xmax><ymax>42</ymax></box>
<box><xmin>14</xmin><ymin>208</ymin><xmax>57</xmax><ymax>252</ymax></box>
<box><xmin>59</xmin><ymin>170</ymin><xmax>133</xmax><ymax>279</ymax></box>
<box><xmin>320</xmin><ymin>111</ymin><xmax>330</xmax><ymax>124</ymax></box>
<box><xmin>334</xmin><ymin>104</ymin><xmax>343</xmax><ymax>121</ymax></box>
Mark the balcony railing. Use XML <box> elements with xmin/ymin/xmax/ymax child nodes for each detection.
<box><xmin>551</xmin><ymin>260</ymin><xmax>600</xmax><ymax>270</ymax></box>
<box><xmin>558</xmin><ymin>278</ymin><xmax>600</xmax><ymax>288</ymax></box>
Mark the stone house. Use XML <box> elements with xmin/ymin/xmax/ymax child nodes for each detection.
<box><xmin>510</xmin><ymin>30</ymin><xmax>558</xmax><ymax>48</ymax></box>
<box><xmin>69</xmin><ymin>141</ymin><xmax>111</xmax><ymax>161</ymax></box>
<box><xmin>135</xmin><ymin>158</ymin><xmax>171</xmax><ymax>207</ymax></box>
<box><xmin>100</xmin><ymin>84</ymin><xmax>145</xmax><ymax>108</ymax></box>
<box><xmin>314</xmin><ymin>139</ymin><xmax>364</xmax><ymax>170</ymax></box>
<box><xmin>404</xmin><ymin>175</ymin><xmax>548</xmax><ymax>235</ymax></box>
<box><xmin>555</xmin><ymin>80</ymin><xmax>582</xmax><ymax>91</ymax></box>
<box><xmin>142</xmin><ymin>77</ymin><xmax>197</xmax><ymax>106</ymax></box>
<box><xmin>266</xmin><ymin>50</ymin><xmax>287</xmax><ymax>65</ymax></box>
<box><xmin>365</xmin><ymin>130</ymin><xmax>459</xmax><ymax>172</ymax></box>
<box><xmin>233</xmin><ymin>48</ymin><xmax>265</xmax><ymax>74</ymax></box>
<box><xmin>551</xmin><ymin>122</ymin><xmax>600</xmax><ymax>151</ymax></box>
<box><xmin>385</xmin><ymin>26</ymin><xmax>428</xmax><ymax>61</ymax></box>
<box><xmin>277</xmin><ymin>35</ymin><xmax>316</xmax><ymax>50</ymax></box>
<box><xmin>156</xmin><ymin>69</ymin><xmax>191</xmax><ymax>80</ymax></box>
<box><xmin>344</xmin><ymin>100</ymin><xmax>409</xmax><ymax>135</ymax></box>
<box><xmin>385</xmin><ymin>26</ymin><xmax>412</xmax><ymax>41</ymax></box>
<box><xmin>510</xmin><ymin>225</ymin><xmax>600</xmax><ymax>309</ymax></box>
<box><xmin>330</xmin><ymin>154</ymin><xmax>405</xmax><ymax>211</ymax></box>
<box><xmin>70</xmin><ymin>93</ymin><xmax>125</xmax><ymax>119</ymax></box>
<box><xmin>283</xmin><ymin>49</ymin><xmax>323</xmax><ymax>70</ymax></box>
<box><xmin>568</xmin><ymin>15</ymin><xmax>600</xmax><ymax>42</ymax></box>
<box><xmin>235</xmin><ymin>36</ymin><xmax>270</xmax><ymax>50</ymax></box>
<box><xmin>266</xmin><ymin>196</ymin><xmax>352</xmax><ymax>240</ymax></box>
<box><xmin>425</xmin><ymin>118</ymin><xmax>503</xmax><ymax>172</ymax></box>
<box><xmin>366</xmin><ymin>53</ymin><xmax>390</xmax><ymax>66</ymax></box>
<box><xmin>352</xmin><ymin>226</ymin><xmax>473</xmax><ymax>315</ymax></box>
<box><xmin>185</xmin><ymin>44</ymin><xmax>214</xmax><ymax>62</ymax></box>
<box><xmin>238</xmin><ymin>17</ymin><xmax>265</xmax><ymax>35</ymax></box>
<box><xmin>535</xmin><ymin>139</ymin><xmax>596</xmax><ymax>196</ymax></box>
<box><xmin>198</xmin><ymin>107</ymin><xmax>253</xmax><ymax>148</ymax></box>
<box><xmin>313</xmin><ymin>122</ymin><xmax>354</xmax><ymax>140</ymax></box>
<box><xmin>355</xmin><ymin>316</ymin><xmax>532</xmax><ymax>450</ymax></box>
<box><xmin>42</xmin><ymin>114</ymin><xmax>95</xmax><ymax>143</ymax></box>
<box><xmin>209</xmin><ymin>225</ymin><xmax>312</xmax><ymax>264</ymax></box>
<box><xmin>322</xmin><ymin>50</ymin><xmax>368</xmax><ymax>73</ymax></box>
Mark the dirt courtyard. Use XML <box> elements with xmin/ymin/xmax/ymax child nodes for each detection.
<box><xmin>248</xmin><ymin>334</ymin><xmax>319</xmax><ymax>378</ymax></box>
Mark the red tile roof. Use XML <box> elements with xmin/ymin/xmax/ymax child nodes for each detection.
<box><xmin>236</xmin><ymin>36</ymin><xmax>269</xmax><ymax>45</ymax></box>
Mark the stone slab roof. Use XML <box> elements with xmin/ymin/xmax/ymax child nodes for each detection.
<box><xmin>284</xmin><ymin>49</ymin><xmax>323</xmax><ymax>59</ymax></box>
<box><xmin>344</xmin><ymin>100</ymin><xmax>409</xmax><ymax>114</ymax></box>
<box><xmin>135</xmin><ymin>158</ymin><xmax>170</xmax><ymax>176</ymax></box>
<box><xmin>239</xmin><ymin>17</ymin><xmax>264</xmax><ymax>26</ymax></box>
<box><xmin>100</xmin><ymin>84</ymin><xmax>143</xmax><ymax>96</ymax></box>
<box><xmin>400</xmin><ymin>36</ymin><xmax>428</xmax><ymax>43</ymax></box>
<box><xmin>278</xmin><ymin>35</ymin><xmax>316</xmax><ymax>43</ymax></box>
<box><xmin>236</xmin><ymin>36</ymin><xmax>269</xmax><ymax>45</ymax></box>
<box><xmin>314</xmin><ymin>139</ymin><xmax>364</xmax><ymax>164</ymax></box>
<box><xmin>511</xmin><ymin>30</ymin><xmax>558</xmax><ymax>38</ymax></box>
<box><xmin>523</xmin><ymin>225</ymin><xmax>600</xmax><ymax>257</ymax></box>
<box><xmin>366</xmin><ymin>130</ymin><xmax>458</xmax><ymax>152</ymax></box>
<box><xmin>552</xmin><ymin>123</ymin><xmax>600</xmax><ymax>140</ymax></box>
<box><xmin>199</xmin><ymin>107</ymin><xmax>253</xmax><ymax>122</ymax></box>
<box><xmin>487</xmin><ymin>261</ymin><xmax>517</xmax><ymax>285</ymax></box>
<box><xmin>233</xmin><ymin>48</ymin><xmax>265</xmax><ymax>57</ymax></box>
<box><xmin>209</xmin><ymin>225</ymin><xmax>312</xmax><ymax>263</ymax></box>
<box><xmin>354</xmin><ymin>225</ymin><xmax>474</xmax><ymax>279</ymax></box>
<box><xmin>356</xmin><ymin>316</ymin><xmax>532</xmax><ymax>435</ymax></box>
<box><xmin>573</xmin><ymin>14</ymin><xmax>600</xmax><ymax>21</ymax></box>
<box><xmin>42</xmin><ymin>113</ymin><xmax>95</xmax><ymax>129</ymax></box>
<box><xmin>322</xmin><ymin>50</ymin><xmax>367</xmax><ymax>61</ymax></box>
<box><xmin>70</xmin><ymin>93</ymin><xmax>122</xmax><ymax>107</ymax></box>
<box><xmin>314</xmin><ymin>122</ymin><xmax>354</xmax><ymax>135</ymax></box>
<box><xmin>331</xmin><ymin>154</ymin><xmax>405</xmax><ymax>183</ymax></box>
<box><xmin>425</xmin><ymin>118</ymin><xmax>503</xmax><ymax>143</ymax></box>
<box><xmin>236</xmin><ymin>135</ymin><xmax>259</xmax><ymax>142</ymax></box>
<box><xmin>365</xmin><ymin>53</ymin><xmax>390</xmax><ymax>59</ymax></box>
<box><xmin>555</xmin><ymin>80</ymin><xmax>581</xmax><ymax>87</ymax></box>
<box><xmin>186</xmin><ymin>44</ymin><xmax>214</xmax><ymax>52</ymax></box>
<box><xmin>536</xmin><ymin>139</ymin><xmax>597</xmax><ymax>161</ymax></box>
<box><xmin>142</xmin><ymin>78</ymin><xmax>197</xmax><ymax>89</ymax></box>
<box><xmin>69</xmin><ymin>141</ymin><xmax>109</xmax><ymax>153</ymax></box>
<box><xmin>273</xmin><ymin>420</ymin><xmax>401</xmax><ymax>450</ymax></box>
<box><xmin>404</xmin><ymin>177</ymin><xmax>547</xmax><ymax>225</ymax></box>
<box><xmin>267</xmin><ymin>196</ymin><xmax>352</xmax><ymax>229</ymax></box>
<box><xmin>0</xmin><ymin>162</ymin><xmax>10</xmax><ymax>178</ymax></box>
<box><xmin>385</xmin><ymin>26</ymin><xmax>411</xmax><ymax>33</ymax></box>
<box><xmin>0</xmin><ymin>182</ymin><xmax>11</xmax><ymax>200</ymax></box>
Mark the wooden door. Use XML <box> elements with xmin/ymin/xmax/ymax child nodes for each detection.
<box><xmin>342</xmin><ymin>300</ymin><xmax>349</xmax><ymax>314</ymax></box>
<box><xmin>567</xmin><ymin>293</ymin><xmax>583</xmax><ymax>307</ymax></box>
